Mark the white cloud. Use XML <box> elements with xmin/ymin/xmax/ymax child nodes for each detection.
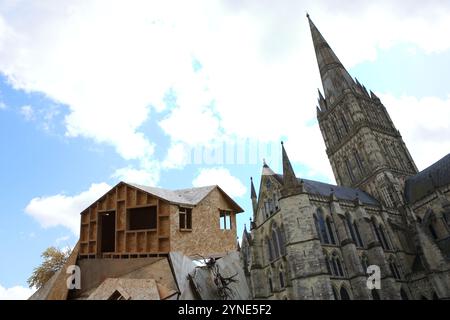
<box><xmin>1</xmin><ymin>1</ymin><xmax>450</xmax><ymax>182</ymax></box>
<box><xmin>162</xmin><ymin>142</ymin><xmax>192</xmax><ymax>169</ymax></box>
<box><xmin>25</xmin><ymin>182</ymin><xmax>111</xmax><ymax>235</ymax></box>
<box><xmin>112</xmin><ymin>163</ymin><xmax>160</xmax><ymax>186</ymax></box>
<box><xmin>20</xmin><ymin>105</ymin><xmax>34</xmax><ymax>121</ymax></box>
<box><xmin>0</xmin><ymin>101</ymin><xmax>6</xmax><ymax>109</ymax></box>
<box><xmin>0</xmin><ymin>283</ymin><xmax>35</xmax><ymax>300</ymax></box>
<box><xmin>55</xmin><ymin>235</ymin><xmax>70</xmax><ymax>245</ymax></box>
<box><xmin>192</xmin><ymin>167</ymin><xmax>247</xmax><ymax>198</ymax></box>
<box><xmin>379</xmin><ymin>93</ymin><xmax>450</xmax><ymax>170</ymax></box>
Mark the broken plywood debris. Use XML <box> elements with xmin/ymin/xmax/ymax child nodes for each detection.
<box><xmin>187</xmin><ymin>252</ymin><xmax>250</xmax><ymax>300</ymax></box>
<box><xmin>88</xmin><ymin>278</ymin><xmax>160</xmax><ymax>300</ymax></box>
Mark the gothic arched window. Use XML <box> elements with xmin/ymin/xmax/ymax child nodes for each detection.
<box><xmin>354</xmin><ymin>222</ymin><xmax>364</xmax><ymax>248</ymax></box>
<box><xmin>389</xmin><ymin>259</ymin><xmax>401</xmax><ymax>280</ymax></box>
<box><xmin>346</xmin><ymin>213</ymin><xmax>357</xmax><ymax>244</ymax></box>
<box><xmin>331</xmin><ymin>257</ymin><xmax>339</xmax><ymax>276</ymax></box>
<box><xmin>340</xmin><ymin>286</ymin><xmax>351</xmax><ymax>300</ymax></box>
<box><xmin>326</xmin><ymin>217</ymin><xmax>337</xmax><ymax>245</ymax></box>
<box><xmin>429</xmin><ymin>224</ymin><xmax>438</xmax><ymax>239</ymax></box>
<box><xmin>325</xmin><ymin>256</ymin><xmax>332</xmax><ymax>275</ymax></box>
<box><xmin>279</xmin><ymin>265</ymin><xmax>285</xmax><ymax>288</ymax></box>
<box><xmin>271</xmin><ymin>226</ymin><xmax>281</xmax><ymax>259</ymax></box>
<box><xmin>314</xmin><ymin>214</ymin><xmax>321</xmax><ymax>240</ymax></box>
<box><xmin>354</xmin><ymin>149</ymin><xmax>365</xmax><ymax>175</ymax></box>
<box><xmin>316</xmin><ymin>210</ymin><xmax>330</xmax><ymax>244</ymax></box>
<box><xmin>277</xmin><ymin>225</ymin><xmax>286</xmax><ymax>256</ymax></box>
<box><xmin>395</xmin><ymin>144</ymin><xmax>408</xmax><ymax>170</ymax></box>
<box><xmin>333</xmin><ymin>120</ymin><xmax>342</xmax><ymax>140</ymax></box>
<box><xmin>341</xmin><ymin>114</ymin><xmax>349</xmax><ymax>133</ymax></box>
<box><xmin>372</xmin><ymin>220</ymin><xmax>390</xmax><ymax>250</ymax></box>
<box><xmin>273</xmin><ymin>193</ymin><xmax>279</xmax><ymax>211</ymax></box>
<box><xmin>336</xmin><ymin>258</ymin><xmax>344</xmax><ymax>277</ymax></box>
<box><xmin>345</xmin><ymin>158</ymin><xmax>355</xmax><ymax>183</ymax></box>
<box><xmin>379</xmin><ymin>225</ymin><xmax>392</xmax><ymax>250</ymax></box>
<box><xmin>331</xmin><ymin>252</ymin><xmax>345</xmax><ymax>277</ymax></box>
<box><xmin>267</xmin><ymin>238</ymin><xmax>274</xmax><ymax>262</ymax></box>
<box><xmin>361</xmin><ymin>254</ymin><xmax>369</xmax><ymax>273</ymax></box>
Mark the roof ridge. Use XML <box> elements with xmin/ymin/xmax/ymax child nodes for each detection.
<box><xmin>174</xmin><ymin>185</ymin><xmax>217</xmax><ymax>192</ymax></box>
<box><xmin>274</xmin><ymin>173</ymin><xmax>378</xmax><ymax>205</ymax></box>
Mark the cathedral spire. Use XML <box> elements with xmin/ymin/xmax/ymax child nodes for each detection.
<box><xmin>281</xmin><ymin>142</ymin><xmax>302</xmax><ymax>197</ymax></box>
<box><xmin>250</xmin><ymin>177</ymin><xmax>257</xmax><ymax>199</ymax></box>
<box><xmin>250</xmin><ymin>177</ymin><xmax>258</xmax><ymax>218</ymax></box>
<box><xmin>307</xmin><ymin>14</ymin><xmax>355</xmax><ymax>103</ymax></box>
<box><xmin>262</xmin><ymin>159</ymin><xmax>275</xmax><ymax>176</ymax></box>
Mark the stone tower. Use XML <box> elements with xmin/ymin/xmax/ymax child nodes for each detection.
<box><xmin>308</xmin><ymin>15</ymin><xmax>418</xmax><ymax>208</ymax></box>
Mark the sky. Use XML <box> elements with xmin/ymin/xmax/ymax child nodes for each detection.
<box><xmin>1</xmin><ymin>0</ymin><xmax>450</xmax><ymax>299</ymax></box>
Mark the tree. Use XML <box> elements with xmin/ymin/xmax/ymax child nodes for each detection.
<box><xmin>28</xmin><ymin>246</ymin><xmax>71</xmax><ymax>289</ymax></box>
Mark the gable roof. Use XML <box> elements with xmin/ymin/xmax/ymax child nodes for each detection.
<box><xmin>273</xmin><ymin>174</ymin><xmax>379</xmax><ymax>206</ymax></box>
<box><xmin>404</xmin><ymin>153</ymin><xmax>450</xmax><ymax>204</ymax></box>
<box><xmin>127</xmin><ymin>183</ymin><xmax>244</xmax><ymax>213</ymax></box>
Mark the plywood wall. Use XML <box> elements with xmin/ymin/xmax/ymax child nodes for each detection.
<box><xmin>79</xmin><ymin>183</ymin><xmax>171</xmax><ymax>259</ymax></box>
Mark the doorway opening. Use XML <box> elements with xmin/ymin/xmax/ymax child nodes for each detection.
<box><xmin>100</xmin><ymin>211</ymin><xmax>116</xmax><ymax>253</ymax></box>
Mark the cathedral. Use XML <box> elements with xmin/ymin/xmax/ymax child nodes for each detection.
<box><xmin>240</xmin><ymin>15</ymin><xmax>450</xmax><ymax>300</ymax></box>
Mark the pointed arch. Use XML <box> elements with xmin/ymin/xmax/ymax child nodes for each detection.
<box><xmin>331</xmin><ymin>253</ymin><xmax>339</xmax><ymax>276</ymax></box>
<box><xmin>336</xmin><ymin>258</ymin><xmax>344</xmax><ymax>277</ymax></box>
<box><xmin>270</xmin><ymin>222</ymin><xmax>281</xmax><ymax>259</ymax></box>
<box><xmin>267</xmin><ymin>270</ymin><xmax>273</xmax><ymax>293</ymax></box>
<box><xmin>345</xmin><ymin>158</ymin><xmax>355</xmax><ymax>183</ymax></box>
<box><xmin>313</xmin><ymin>214</ymin><xmax>321</xmax><ymax>241</ymax></box>
<box><xmin>354</xmin><ymin>149</ymin><xmax>365</xmax><ymax>175</ymax></box>
<box><xmin>332</xmin><ymin>118</ymin><xmax>342</xmax><ymax>140</ymax></box>
<box><xmin>316</xmin><ymin>208</ymin><xmax>330</xmax><ymax>244</ymax></box>
<box><xmin>388</xmin><ymin>256</ymin><xmax>401</xmax><ymax>280</ymax></box>
<box><xmin>326</xmin><ymin>217</ymin><xmax>337</xmax><ymax>244</ymax></box>
<box><xmin>331</xmin><ymin>251</ymin><xmax>345</xmax><ymax>277</ymax></box>
<box><xmin>273</xmin><ymin>192</ymin><xmax>279</xmax><ymax>211</ymax></box>
<box><xmin>277</xmin><ymin>224</ymin><xmax>286</xmax><ymax>256</ymax></box>
<box><xmin>353</xmin><ymin>221</ymin><xmax>364</xmax><ymax>247</ymax></box>
<box><xmin>372</xmin><ymin>218</ymin><xmax>388</xmax><ymax>250</ymax></box>
<box><xmin>266</xmin><ymin>237</ymin><xmax>274</xmax><ymax>262</ymax></box>
<box><xmin>360</xmin><ymin>254</ymin><xmax>369</xmax><ymax>273</ymax></box>
<box><xmin>279</xmin><ymin>264</ymin><xmax>285</xmax><ymax>289</ymax></box>
<box><xmin>339</xmin><ymin>286</ymin><xmax>351</xmax><ymax>300</ymax></box>
<box><xmin>340</xmin><ymin>113</ymin><xmax>349</xmax><ymax>133</ymax></box>
<box><xmin>345</xmin><ymin>212</ymin><xmax>358</xmax><ymax>245</ymax></box>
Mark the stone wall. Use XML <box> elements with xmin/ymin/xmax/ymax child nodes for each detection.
<box><xmin>170</xmin><ymin>188</ymin><xmax>237</xmax><ymax>257</ymax></box>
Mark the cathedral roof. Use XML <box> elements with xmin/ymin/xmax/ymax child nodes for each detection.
<box><xmin>404</xmin><ymin>153</ymin><xmax>450</xmax><ymax>204</ymax></box>
<box><xmin>273</xmin><ymin>174</ymin><xmax>379</xmax><ymax>205</ymax></box>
